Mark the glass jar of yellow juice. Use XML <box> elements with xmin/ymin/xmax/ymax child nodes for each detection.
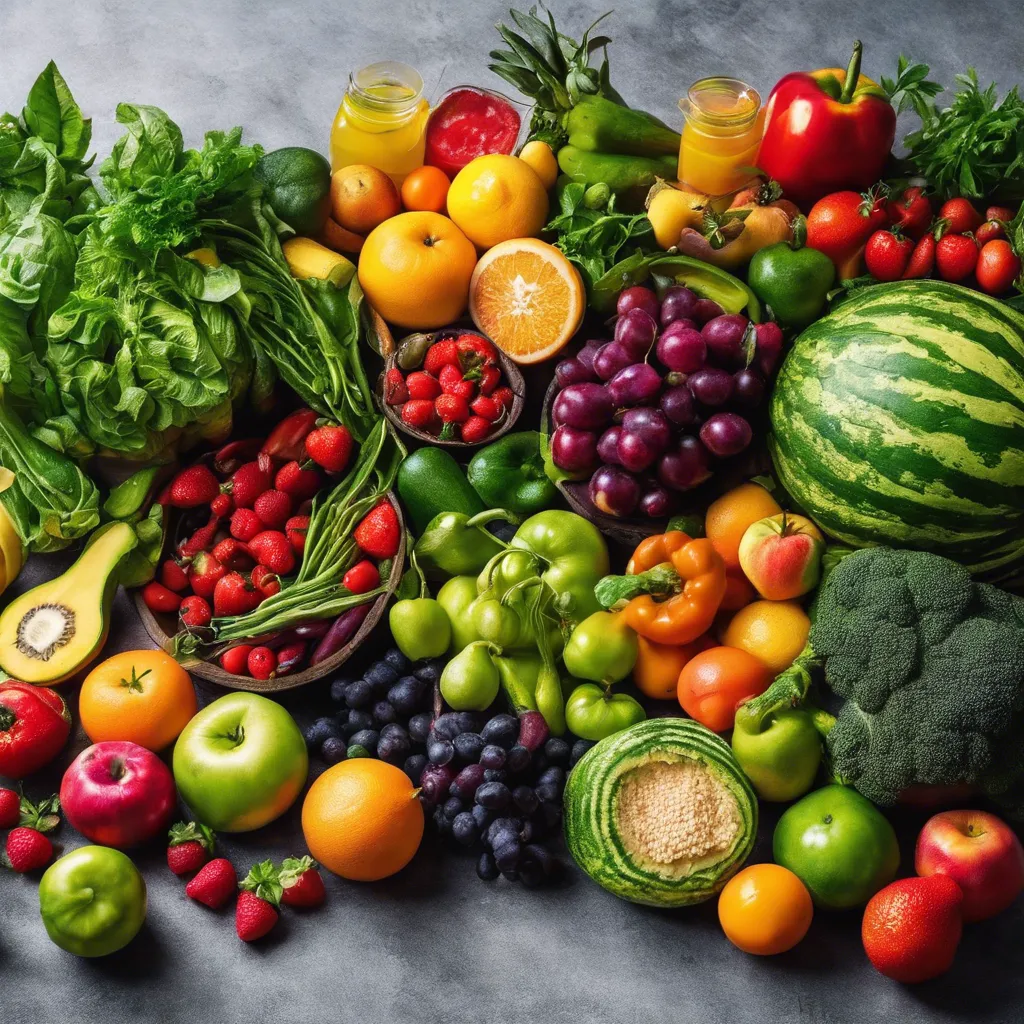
<box><xmin>678</xmin><ymin>78</ymin><xmax>764</xmax><ymax>198</ymax></box>
<box><xmin>330</xmin><ymin>61</ymin><xmax>430</xmax><ymax>185</ymax></box>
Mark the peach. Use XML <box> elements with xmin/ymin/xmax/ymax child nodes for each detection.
<box><xmin>330</xmin><ymin>164</ymin><xmax>401</xmax><ymax>235</ymax></box>
<box><xmin>737</xmin><ymin>513</ymin><xmax>824</xmax><ymax>601</ymax></box>
<box><xmin>915</xmin><ymin>810</ymin><xmax>1024</xmax><ymax>922</ymax></box>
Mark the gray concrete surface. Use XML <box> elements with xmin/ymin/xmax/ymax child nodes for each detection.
<box><xmin>2</xmin><ymin>1</ymin><xmax>1023</xmax><ymax>1022</ymax></box>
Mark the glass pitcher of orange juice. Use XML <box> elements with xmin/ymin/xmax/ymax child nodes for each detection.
<box><xmin>330</xmin><ymin>61</ymin><xmax>430</xmax><ymax>185</ymax></box>
<box><xmin>677</xmin><ymin>78</ymin><xmax>764</xmax><ymax>198</ymax></box>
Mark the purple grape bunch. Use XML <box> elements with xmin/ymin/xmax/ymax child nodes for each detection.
<box><xmin>550</xmin><ymin>285</ymin><xmax>784</xmax><ymax>518</ymax></box>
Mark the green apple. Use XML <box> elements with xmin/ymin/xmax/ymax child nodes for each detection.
<box><xmin>39</xmin><ymin>846</ymin><xmax>146</xmax><ymax>957</ymax></box>
<box><xmin>773</xmin><ymin>784</ymin><xmax>900</xmax><ymax>909</ymax></box>
<box><xmin>173</xmin><ymin>692</ymin><xmax>308</xmax><ymax>831</ymax></box>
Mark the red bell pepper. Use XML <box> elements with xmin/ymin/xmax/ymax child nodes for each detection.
<box><xmin>756</xmin><ymin>41</ymin><xmax>895</xmax><ymax>206</ymax></box>
<box><xmin>0</xmin><ymin>682</ymin><xmax>72</xmax><ymax>779</ymax></box>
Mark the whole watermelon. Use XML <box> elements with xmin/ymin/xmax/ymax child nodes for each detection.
<box><xmin>769</xmin><ymin>280</ymin><xmax>1024</xmax><ymax>583</ymax></box>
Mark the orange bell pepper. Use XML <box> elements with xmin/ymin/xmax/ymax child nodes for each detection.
<box><xmin>633</xmin><ymin>634</ymin><xmax>714</xmax><ymax>701</ymax></box>
<box><xmin>621</xmin><ymin>532</ymin><xmax>727</xmax><ymax>646</ymax></box>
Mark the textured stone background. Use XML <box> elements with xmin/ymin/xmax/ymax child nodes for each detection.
<box><xmin>2</xmin><ymin>1</ymin><xmax>1022</xmax><ymax>1021</ymax></box>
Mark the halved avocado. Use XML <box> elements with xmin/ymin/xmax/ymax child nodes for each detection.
<box><xmin>0</xmin><ymin>522</ymin><xmax>137</xmax><ymax>685</ymax></box>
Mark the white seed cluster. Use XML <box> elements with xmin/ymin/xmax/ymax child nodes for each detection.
<box><xmin>616</xmin><ymin>758</ymin><xmax>739</xmax><ymax>866</ymax></box>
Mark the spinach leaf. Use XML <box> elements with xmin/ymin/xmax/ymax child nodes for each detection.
<box><xmin>22</xmin><ymin>62</ymin><xmax>92</xmax><ymax>164</ymax></box>
<box><xmin>100</xmin><ymin>103</ymin><xmax>183</xmax><ymax>197</ymax></box>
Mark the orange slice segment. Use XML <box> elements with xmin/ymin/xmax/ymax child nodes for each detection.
<box><xmin>469</xmin><ymin>238</ymin><xmax>585</xmax><ymax>364</ymax></box>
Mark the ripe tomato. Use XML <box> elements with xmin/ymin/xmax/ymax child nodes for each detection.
<box><xmin>677</xmin><ymin>645</ymin><xmax>771</xmax><ymax>732</ymax></box>
<box><xmin>400</xmin><ymin>165</ymin><xmax>451</xmax><ymax>213</ymax></box>
<box><xmin>718</xmin><ymin>864</ymin><xmax>814</xmax><ymax>955</ymax></box>
<box><xmin>975</xmin><ymin>239</ymin><xmax>1022</xmax><ymax>296</ymax></box>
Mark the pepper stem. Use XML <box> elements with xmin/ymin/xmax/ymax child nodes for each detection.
<box><xmin>839</xmin><ymin>40</ymin><xmax>863</xmax><ymax>103</ymax></box>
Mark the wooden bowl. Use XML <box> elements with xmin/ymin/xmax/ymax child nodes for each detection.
<box><xmin>541</xmin><ymin>376</ymin><xmax>771</xmax><ymax>548</ymax></box>
<box><xmin>373</xmin><ymin>316</ymin><xmax>525</xmax><ymax>448</ymax></box>
<box><xmin>134</xmin><ymin>493</ymin><xmax>404</xmax><ymax>693</ymax></box>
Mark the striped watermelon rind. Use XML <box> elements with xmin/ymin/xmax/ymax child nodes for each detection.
<box><xmin>564</xmin><ymin>718</ymin><xmax>757</xmax><ymax>908</ymax></box>
<box><xmin>768</xmin><ymin>281</ymin><xmax>1024</xmax><ymax>582</ymax></box>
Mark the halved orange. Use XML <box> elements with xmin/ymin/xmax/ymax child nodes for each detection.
<box><xmin>468</xmin><ymin>238</ymin><xmax>585</xmax><ymax>364</ymax></box>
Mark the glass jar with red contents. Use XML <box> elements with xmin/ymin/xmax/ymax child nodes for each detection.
<box><xmin>424</xmin><ymin>87</ymin><xmax>523</xmax><ymax>178</ymax></box>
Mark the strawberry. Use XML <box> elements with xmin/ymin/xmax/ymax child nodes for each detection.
<box><xmin>456</xmin><ymin>332</ymin><xmax>497</xmax><ymax>368</ymax></box>
<box><xmin>186</xmin><ymin>857</ymin><xmax>237</xmax><ymax>908</ymax></box>
<box><xmin>210</xmin><ymin>493</ymin><xmax>234</xmax><ymax>518</ymax></box>
<box><xmin>975</xmin><ymin>220</ymin><xmax>1006</xmax><ymax>245</ymax></box>
<box><xmin>865</xmin><ymin>228</ymin><xmax>914</xmax><ymax>282</ymax></box>
<box><xmin>2</xmin><ymin>794</ymin><xmax>59</xmax><ymax>873</ymax></box>
<box><xmin>188</xmin><ymin>551</ymin><xmax>227</xmax><ymax>600</ymax></box>
<box><xmin>213</xmin><ymin>571</ymin><xmax>263</xmax><ymax>617</ymax></box>
<box><xmin>0</xmin><ymin>788</ymin><xmax>21</xmax><ymax>827</ymax></box>
<box><xmin>353</xmin><ymin>501</ymin><xmax>400</xmax><ymax>560</ymax></box>
<box><xmin>342</xmin><ymin>559</ymin><xmax>380</xmax><ymax>594</ymax></box>
<box><xmin>474</xmin><ymin>363</ymin><xmax>502</xmax><ymax>396</ymax></box>
<box><xmin>976</xmin><ymin>239</ymin><xmax>1022</xmax><ymax>295</ymax></box>
<box><xmin>167</xmin><ymin>821</ymin><xmax>215</xmax><ymax>876</ymax></box>
<box><xmin>902</xmin><ymin>233</ymin><xmax>936</xmax><ymax>279</ymax></box>
<box><xmin>406</xmin><ymin>371</ymin><xmax>442</xmax><ymax>401</ymax></box>
<box><xmin>862</xmin><ymin>875</ymin><xmax>963</xmax><ymax>984</ymax></box>
<box><xmin>491</xmin><ymin>386</ymin><xmax>515</xmax><ymax>412</ymax></box>
<box><xmin>470</xmin><ymin>395</ymin><xmax>503</xmax><ymax>422</ymax></box>
<box><xmin>248</xmin><ymin>531</ymin><xmax>296</xmax><ymax>575</ymax></box>
<box><xmin>423</xmin><ymin>337</ymin><xmax>461</xmax><ymax>376</ymax></box>
<box><xmin>250</xmin><ymin>564</ymin><xmax>281</xmax><ymax>598</ymax></box>
<box><xmin>178</xmin><ymin>514</ymin><xmax>221</xmax><ymax>559</ymax></box>
<box><xmin>986</xmin><ymin>205</ymin><xmax>1016</xmax><ymax>224</ymax></box>
<box><xmin>219</xmin><ymin>645</ymin><xmax>254</xmax><ymax>676</ymax></box>
<box><xmin>438</xmin><ymin>363</ymin><xmax>475</xmax><ymax>400</ymax></box>
<box><xmin>279</xmin><ymin>855</ymin><xmax>326</xmax><ymax>908</ymax></box>
<box><xmin>935</xmin><ymin>233</ymin><xmax>979</xmax><ymax>282</ymax></box>
<box><xmin>460</xmin><ymin>415</ymin><xmax>493</xmax><ymax>444</ymax></box>
<box><xmin>180</xmin><ymin>595</ymin><xmax>212</xmax><ymax>628</ymax></box>
<box><xmin>401</xmin><ymin>399</ymin><xmax>438</xmax><ymax>432</ymax></box>
<box><xmin>435</xmin><ymin>393</ymin><xmax>470</xmax><ymax>424</ymax></box>
<box><xmin>160</xmin><ymin>558</ymin><xmax>190</xmax><ymax>593</ymax></box>
<box><xmin>253</xmin><ymin>489</ymin><xmax>294</xmax><ymax>530</ymax></box>
<box><xmin>938</xmin><ymin>197</ymin><xmax>983</xmax><ymax>235</ymax></box>
<box><xmin>885</xmin><ymin>185</ymin><xmax>932</xmax><ymax>240</ymax></box>
<box><xmin>211</xmin><ymin>537</ymin><xmax>253</xmax><ymax>571</ymax></box>
<box><xmin>230</xmin><ymin>508</ymin><xmax>262</xmax><ymax>542</ymax></box>
<box><xmin>285</xmin><ymin>515</ymin><xmax>310</xmax><ymax>556</ymax></box>
<box><xmin>275</xmin><ymin>460</ymin><xmax>323</xmax><ymax>501</ymax></box>
<box><xmin>226</xmin><ymin>460</ymin><xmax>273</xmax><ymax>509</ymax></box>
<box><xmin>168</xmin><ymin>464</ymin><xmax>220</xmax><ymax>508</ymax></box>
<box><xmin>142</xmin><ymin>581</ymin><xmax>182</xmax><ymax>615</ymax></box>
<box><xmin>304</xmin><ymin>424</ymin><xmax>353</xmax><ymax>474</ymax></box>
<box><xmin>236</xmin><ymin>861</ymin><xmax>283</xmax><ymax>942</ymax></box>
<box><xmin>383</xmin><ymin>367</ymin><xmax>409</xmax><ymax>406</ymax></box>
<box><xmin>275</xmin><ymin>642</ymin><xmax>306</xmax><ymax>676</ymax></box>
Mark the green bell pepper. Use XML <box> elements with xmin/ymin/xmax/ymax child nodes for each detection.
<box><xmin>565</xmin><ymin>95</ymin><xmax>681</xmax><ymax>157</ymax></box>
<box><xmin>414</xmin><ymin>509</ymin><xmax>510</xmax><ymax>579</ymax></box>
<box><xmin>467</xmin><ymin>433</ymin><xmax>558</xmax><ymax>516</ymax></box>
<box><xmin>565</xmin><ymin>683</ymin><xmax>645</xmax><ymax>741</ymax></box>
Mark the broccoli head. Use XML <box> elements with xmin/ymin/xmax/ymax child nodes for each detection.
<box><xmin>811</xmin><ymin>547</ymin><xmax>1024</xmax><ymax>812</ymax></box>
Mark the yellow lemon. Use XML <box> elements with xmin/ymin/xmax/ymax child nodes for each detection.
<box><xmin>447</xmin><ymin>154</ymin><xmax>549</xmax><ymax>250</ymax></box>
<box><xmin>722</xmin><ymin>599</ymin><xmax>811</xmax><ymax>675</ymax></box>
<box><xmin>518</xmin><ymin>141</ymin><xmax>558</xmax><ymax>190</ymax></box>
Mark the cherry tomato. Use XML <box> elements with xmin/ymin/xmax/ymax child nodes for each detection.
<box><xmin>677</xmin><ymin>645</ymin><xmax>771</xmax><ymax>732</ymax></box>
<box><xmin>401</xmin><ymin>165</ymin><xmax>450</xmax><ymax>213</ymax></box>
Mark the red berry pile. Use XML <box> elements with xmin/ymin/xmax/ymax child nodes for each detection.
<box><xmin>144</xmin><ymin>409</ymin><xmax>395</xmax><ymax>680</ymax></box>
<box><xmin>384</xmin><ymin>331</ymin><xmax>515</xmax><ymax>443</ymax></box>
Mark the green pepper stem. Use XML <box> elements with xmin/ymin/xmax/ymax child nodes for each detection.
<box><xmin>839</xmin><ymin>41</ymin><xmax>863</xmax><ymax>104</ymax></box>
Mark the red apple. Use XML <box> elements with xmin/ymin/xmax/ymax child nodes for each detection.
<box><xmin>60</xmin><ymin>741</ymin><xmax>176</xmax><ymax>848</ymax></box>
<box><xmin>915</xmin><ymin>810</ymin><xmax>1024</xmax><ymax>922</ymax></box>
<box><xmin>738</xmin><ymin>512</ymin><xmax>825</xmax><ymax>600</ymax></box>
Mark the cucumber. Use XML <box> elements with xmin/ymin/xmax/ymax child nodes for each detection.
<box><xmin>396</xmin><ymin>447</ymin><xmax>484</xmax><ymax>535</ymax></box>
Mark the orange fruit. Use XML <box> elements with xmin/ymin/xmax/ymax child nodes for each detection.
<box><xmin>331</xmin><ymin>164</ymin><xmax>402</xmax><ymax>235</ymax></box>
<box><xmin>446</xmin><ymin>154</ymin><xmax>549</xmax><ymax>249</ymax></box>
<box><xmin>723</xmin><ymin>599</ymin><xmax>811</xmax><ymax>674</ymax></box>
<box><xmin>677</xmin><ymin>646</ymin><xmax>772</xmax><ymax>732</ymax></box>
<box><xmin>401</xmin><ymin>165</ymin><xmax>450</xmax><ymax>213</ymax></box>
<box><xmin>718</xmin><ymin>863</ymin><xmax>814</xmax><ymax>955</ymax></box>
<box><xmin>705</xmin><ymin>482</ymin><xmax>783</xmax><ymax>570</ymax></box>
<box><xmin>301</xmin><ymin>758</ymin><xmax>424</xmax><ymax>881</ymax></box>
<box><xmin>469</xmin><ymin>238</ymin><xmax>585</xmax><ymax>364</ymax></box>
<box><xmin>79</xmin><ymin>650</ymin><xmax>197</xmax><ymax>751</ymax></box>
<box><xmin>358</xmin><ymin>211</ymin><xmax>478</xmax><ymax>329</ymax></box>
<box><xmin>518</xmin><ymin>141</ymin><xmax>558</xmax><ymax>190</ymax></box>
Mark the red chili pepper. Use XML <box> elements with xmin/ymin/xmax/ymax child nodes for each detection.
<box><xmin>261</xmin><ymin>409</ymin><xmax>319</xmax><ymax>463</ymax></box>
<box><xmin>757</xmin><ymin>41</ymin><xmax>895</xmax><ymax>205</ymax></box>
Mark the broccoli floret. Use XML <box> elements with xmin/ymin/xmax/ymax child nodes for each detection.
<box><xmin>811</xmin><ymin>547</ymin><xmax>1024</xmax><ymax>813</ymax></box>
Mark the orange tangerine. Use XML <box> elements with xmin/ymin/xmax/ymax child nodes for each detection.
<box><xmin>704</xmin><ymin>482</ymin><xmax>782</xmax><ymax>570</ymax></box>
<box><xmin>718</xmin><ymin>863</ymin><xmax>813</xmax><ymax>955</ymax></box>
<box><xmin>301</xmin><ymin>758</ymin><xmax>424</xmax><ymax>881</ymax></box>
<box><xmin>78</xmin><ymin>650</ymin><xmax>197</xmax><ymax>751</ymax></box>
<box><xmin>469</xmin><ymin>238</ymin><xmax>585</xmax><ymax>364</ymax></box>
<box><xmin>723</xmin><ymin>599</ymin><xmax>811</xmax><ymax>674</ymax></box>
